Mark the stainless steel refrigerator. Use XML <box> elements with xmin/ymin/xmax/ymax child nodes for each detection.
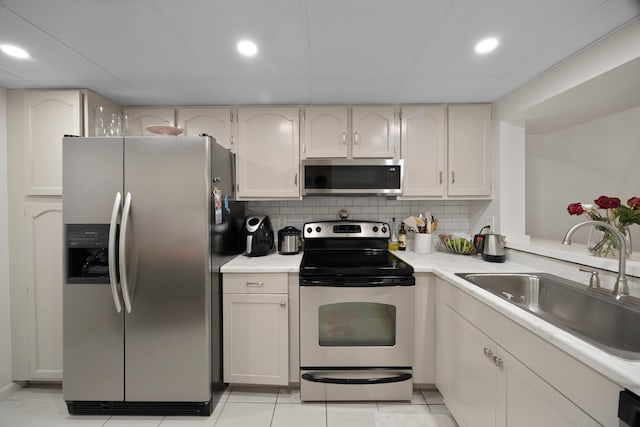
<box><xmin>62</xmin><ymin>135</ymin><xmax>242</xmax><ymax>416</ymax></box>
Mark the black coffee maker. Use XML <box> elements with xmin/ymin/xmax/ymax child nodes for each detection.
<box><xmin>241</xmin><ymin>216</ymin><xmax>274</xmax><ymax>257</ymax></box>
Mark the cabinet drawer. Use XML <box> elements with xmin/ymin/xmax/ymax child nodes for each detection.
<box><xmin>224</xmin><ymin>273</ymin><xmax>288</xmax><ymax>294</ymax></box>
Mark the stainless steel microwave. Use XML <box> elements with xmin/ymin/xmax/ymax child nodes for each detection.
<box><xmin>301</xmin><ymin>159</ymin><xmax>403</xmax><ymax>196</ymax></box>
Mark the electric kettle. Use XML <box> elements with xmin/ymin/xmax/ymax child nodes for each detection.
<box><xmin>473</xmin><ymin>225</ymin><xmax>506</xmax><ymax>263</ymax></box>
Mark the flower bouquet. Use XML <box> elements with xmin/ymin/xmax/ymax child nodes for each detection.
<box><xmin>567</xmin><ymin>195</ymin><xmax>640</xmax><ymax>257</ymax></box>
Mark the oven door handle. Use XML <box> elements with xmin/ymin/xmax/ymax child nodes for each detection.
<box><xmin>301</xmin><ymin>372</ymin><xmax>412</xmax><ymax>385</ymax></box>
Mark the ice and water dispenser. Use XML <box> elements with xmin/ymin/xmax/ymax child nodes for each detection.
<box><xmin>65</xmin><ymin>224</ymin><xmax>113</xmax><ymax>283</ymax></box>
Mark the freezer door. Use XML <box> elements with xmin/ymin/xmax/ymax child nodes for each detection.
<box><xmin>122</xmin><ymin>136</ymin><xmax>211</xmax><ymax>402</ymax></box>
<box><xmin>62</xmin><ymin>137</ymin><xmax>124</xmax><ymax>401</ymax></box>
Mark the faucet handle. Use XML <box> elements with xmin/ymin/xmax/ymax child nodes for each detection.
<box><xmin>579</xmin><ymin>268</ymin><xmax>600</xmax><ymax>289</ymax></box>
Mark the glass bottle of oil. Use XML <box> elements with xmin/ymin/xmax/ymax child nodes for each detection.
<box><xmin>398</xmin><ymin>221</ymin><xmax>407</xmax><ymax>251</ymax></box>
<box><xmin>388</xmin><ymin>217</ymin><xmax>399</xmax><ymax>251</ymax></box>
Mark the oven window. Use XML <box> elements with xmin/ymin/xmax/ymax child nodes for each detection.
<box><xmin>318</xmin><ymin>302</ymin><xmax>396</xmax><ymax>346</ymax></box>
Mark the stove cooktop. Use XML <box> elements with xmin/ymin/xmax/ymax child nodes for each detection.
<box><xmin>300</xmin><ymin>250</ymin><xmax>414</xmax><ymax>277</ymax></box>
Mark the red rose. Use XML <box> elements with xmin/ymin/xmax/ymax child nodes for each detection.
<box><xmin>594</xmin><ymin>195</ymin><xmax>620</xmax><ymax>209</ymax></box>
<box><xmin>628</xmin><ymin>197</ymin><xmax>640</xmax><ymax>209</ymax></box>
<box><xmin>567</xmin><ymin>203</ymin><xmax>584</xmax><ymax>215</ymax></box>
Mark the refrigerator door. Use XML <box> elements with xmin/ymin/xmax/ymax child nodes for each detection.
<box><xmin>62</xmin><ymin>137</ymin><xmax>124</xmax><ymax>401</ymax></box>
<box><xmin>122</xmin><ymin>136</ymin><xmax>211</xmax><ymax>402</ymax></box>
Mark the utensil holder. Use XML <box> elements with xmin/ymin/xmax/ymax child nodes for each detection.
<box><xmin>414</xmin><ymin>233</ymin><xmax>432</xmax><ymax>254</ymax></box>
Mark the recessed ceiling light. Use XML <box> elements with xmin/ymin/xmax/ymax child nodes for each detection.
<box><xmin>1</xmin><ymin>43</ymin><xmax>30</xmax><ymax>59</ymax></box>
<box><xmin>475</xmin><ymin>37</ymin><xmax>499</xmax><ymax>54</ymax></box>
<box><xmin>237</xmin><ymin>40</ymin><xmax>258</xmax><ymax>57</ymax></box>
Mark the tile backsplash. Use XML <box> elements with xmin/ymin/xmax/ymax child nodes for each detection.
<box><xmin>247</xmin><ymin>197</ymin><xmax>471</xmax><ymax>236</ymax></box>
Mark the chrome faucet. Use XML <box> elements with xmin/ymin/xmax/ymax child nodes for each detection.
<box><xmin>562</xmin><ymin>221</ymin><xmax>629</xmax><ymax>299</ymax></box>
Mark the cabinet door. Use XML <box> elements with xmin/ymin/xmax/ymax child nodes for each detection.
<box><xmin>413</xmin><ymin>274</ymin><xmax>436</xmax><ymax>383</ymax></box>
<box><xmin>236</xmin><ymin>108</ymin><xmax>300</xmax><ymax>199</ymax></box>
<box><xmin>400</xmin><ymin>105</ymin><xmax>446</xmax><ymax>198</ymax></box>
<box><xmin>23</xmin><ymin>90</ymin><xmax>82</xmax><ymax>195</ymax></box>
<box><xmin>223</xmin><ymin>293</ymin><xmax>289</xmax><ymax>385</ymax></box>
<box><xmin>352</xmin><ymin>107</ymin><xmax>397</xmax><ymax>158</ymax></box>
<box><xmin>25</xmin><ymin>201</ymin><xmax>63</xmax><ymax>380</ymax></box>
<box><xmin>437</xmin><ymin>304</ymin><xmax>497</xmax><ymax>427</ymax></box>
<box><xmin>177</xmin><ymin>107</ymin><xmax>234</xmax><ymax>150</ymax></box>
<box><xmin>302</xmin><ymin>107</ymin><xmax>348</xmax><ymax>158</ymax></box>
<box><xmin>122</xmin><ymin>107</ymin><xmax>175</xmax><ymax>136</ymax></box>
<box><xmin>447</xmin><ymin>105</ymin><xmax>492</xmax><ymax>197</ymax></box>
<box><xmin>496</xmin><ymin>347</ymin><xmax>601</xmax><ymax>427</ymax></box>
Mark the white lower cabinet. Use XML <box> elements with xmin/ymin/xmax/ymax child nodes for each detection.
<box><xmin>223</xmin><ymin>273</ymin><xmax>289</xmax><ymax>385</ymax></box>
<box><xmin>413</xmin><ymin>273</ymin><xmax>436</xmax><ymax>384</ymax></box>
<box><xmin>436</xmin><ymin>278</ymin><xmax>617</xmax><ymax>427</ymax></box>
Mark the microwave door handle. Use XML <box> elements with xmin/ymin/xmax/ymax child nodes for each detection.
<box><xmin>108</xmin><ymin>192</ymin><xmax>122</xmax><ymax>313</ymax></box>
<box><xmin>119</xmin><ymin>192</ymin><xmax>133</xmax><ymax>314</ymax></box>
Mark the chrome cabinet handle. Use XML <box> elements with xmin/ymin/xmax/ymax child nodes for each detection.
<box><xmin>108</xmin><ymin>192</ymin><xmax>122</xmax><ymax>313</ymax></box>
<box><xmin>341</xmin><ymin>132</ymin><xmax>347</xmax><ymax>144</ymax></box>
<box><xmin>493</xmin><ymin>356</ymin><xmax>503</xmax><ymax>367</ymax></box>
<box><xmin>439</xmin><ymin>171</ymin><xmax>443</xmax><ymax>185</ymax></box>
<box><xmin>294</xmin><ymin>173</ymin><xmax>298</xmax><ymax>186</ymax></box>
<box><xmin>451</xmin><ymin>171</ymin><xmax>456</xmax><ymax>184</ymax></box>
<box><xmin>483</xmin><ymin>347</ymin><xmax>493</xmax><ymax>358</ymax></box>
<box><xmin>353</xmin><ymin>132</ymin><xmax>359</xmax><ymax>145</ymax></box>
<box><xmin>119</xmin><ymin>192</ymin><xmax>133</xmax><ymax>314</ymax></box>
<box><xmin>246</xmin><ymin>281</ymin><xmax>264</xmax><ymax>287</ymax></box>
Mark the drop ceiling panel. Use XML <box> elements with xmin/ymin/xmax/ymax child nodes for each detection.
<box><xmin>0</xmin><ymin>7</ymin><xmax>116</xmax><ymax>82</ymax></box>
<box><xmin>407</xmin><ymin>0</ymin><xmax>606</xmax><ymax>78</ymax></box>
<box><xmin>311</xmin><ymin>78</ymin><xmax>401</xmax><ymax>103</ymax></box>
<box><xmin>2</xmin><ymin>0</ymin><xmax>208</xmax><ymax>80</ymax></box>
<box><xmin>153</xmin><ymin>0</ymin><xmax>310</xmax><ymax>79</ymax></box>
<box><xmin>218</xmin><ymin>78</ymin><xmax>310</xmax><ymax>104</ymax></box>
<box><xmin>306</xmin><ymin>0</ymin><xmax>453</xmax><ymax>78</ymax></box>
<box><xmin>393</xmin><ymin>77</ymin><xmax>496</xmax><ymax>103</ymax></box>
<box><xmin>120</xmin><ymin>79</ymin><xmax>233</xmax><ymax>105</ymax></box>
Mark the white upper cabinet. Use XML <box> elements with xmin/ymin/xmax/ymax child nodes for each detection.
<box><xmin>447</xmin><ymin>105</ymin><xmax>492</xmax><ymax>197</ymax></box>
<box><xmin>122</xmin><ymin>107</ymin><xmax>175</xmax><ymax>136</ymax></box>
<box><xmin>177</xmin><ymin>107</ymin><xmax>235</xmax><ymax>150</ymax></box>
<box><xmin>22</xmin><ymin>90</ymin><xmax>83</xmax><ymax>195</ymax></box>
<box><xmin>351</xmin><ymin>106</ymin><xmax>397</xmax><ymax>158</ymax></box>
<box><xmin>236</xmin><ymin>107</ymin><xmax>300</xmax><ymax>199</ymax></box>
<box><xmin>302</xmin><ymin>106</ymin><xmax>349</xmax><ymax>158</ymax></box>
<box><xmin>400</xmin><ymin>105</ymin><xmax>447</xmax><ymax>198</ymax></box>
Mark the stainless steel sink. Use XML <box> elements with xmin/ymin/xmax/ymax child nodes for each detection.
<box><xmin>456</xmin><ymin>272</ymin><xmax>640</xmax><ymax>360</ymax></box>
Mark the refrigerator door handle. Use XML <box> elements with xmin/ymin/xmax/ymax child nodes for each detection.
<box><xmin>119</xmin><ymin>192</ymin><xmax>133</xmax><ymax>314</ymax></box>
<box><xmin>108</xmin><ymin>192</ymin><xmax>123</xmax><ymax>313</ymax></box>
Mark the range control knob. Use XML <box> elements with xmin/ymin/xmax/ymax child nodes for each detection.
<box><xmin>381</xmin><ymin>227</ymin><xmax>387</xmax><ymax>233</ymax></box>
<box><xmin>306</xmin><ymin>227</ymin><xmax>313</xmax><ymax>234</ymax></box>
<box><xmin>372</xmin><ymin>226</ymin><xmax>379</xmax><ymax>232</ymax></box>
<box><xmin>315</xmin><ymin>226</ymin><xmax>322</xmax><ymax>233</ymax></box>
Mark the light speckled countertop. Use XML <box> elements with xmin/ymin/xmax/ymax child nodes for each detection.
<box><xmin>221</xmin><ymin>248</ymin><xmax>640</xmax><ymax>395</ymax></box>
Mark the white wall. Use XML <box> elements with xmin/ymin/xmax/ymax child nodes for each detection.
<box><xmin>0</xmin><ymin>87</ymin><xmax>15</xmax><ymax>396</ymax></box>
<box><xmin>494</xmin><ymin>18</ymin><xmax>640</xmax><ymax>243</ymax></box>
<box><xmin>526</xmin><ymin>105</ymin><xmax>640</xmax><ymax>246</ymax></box>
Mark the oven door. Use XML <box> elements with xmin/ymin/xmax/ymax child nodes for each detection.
<box><xmin>300</xmin><ymin>279</ymin><xmax>414</xmax><ymax>368</ymax></box>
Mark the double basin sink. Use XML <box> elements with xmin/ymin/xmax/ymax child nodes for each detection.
<box><xmin>456</xmin><ymin>272</ymin><xmax>640</xmax><ymax>360</ymax></box>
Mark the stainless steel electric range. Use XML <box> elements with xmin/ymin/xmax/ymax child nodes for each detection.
<box><xmin>299</xmin><ymin>220</ymin><xmax>415</xmax><ymax>401</ymax></box>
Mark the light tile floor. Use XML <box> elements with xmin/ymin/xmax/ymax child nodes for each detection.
<box><xmin>0</xmin><ymin>383</ymin><xmax>459</xmax><ymax>427</ymax></box>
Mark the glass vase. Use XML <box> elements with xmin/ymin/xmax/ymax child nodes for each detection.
<box><xmin>587</xmin><ymin>224</ymin><xmax>632</xmax><ymax>258</ymax></box>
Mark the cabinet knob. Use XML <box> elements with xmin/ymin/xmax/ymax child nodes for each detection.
<box><xmin>280</xmin><ymin>300</ymin><xmax>287</xmax><ymax>307</ymax></box>
<box><xmin>492</xmin><ymin>356</ymin><xmax>503</xmax><ymax>367</ymax></box>
<box><xmin>483</xmin><ymin>347</ymin><xmax>493</xmax><ymax>358</ymax></box>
